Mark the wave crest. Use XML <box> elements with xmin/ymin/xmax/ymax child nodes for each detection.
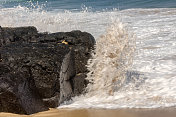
<box><xmin>86</xmin><ymin>20</ymin><xmax>136</xmax><ymax>96</ymax></box>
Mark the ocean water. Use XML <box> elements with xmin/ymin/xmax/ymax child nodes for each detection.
<box><xmin>1</xmin><ymin>0</ymin><xmax>176</xmax><ymax>11</ymax></box>
<box><xmin>1</xmin><ymin>0</ymin><xmax>176</xmax><ymax>109</ymax></box>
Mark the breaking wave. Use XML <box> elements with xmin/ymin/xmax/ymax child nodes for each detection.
<box><xmin>0</xmin><ymin>4</ymin><xmax>176</xmax><ymax>109</ymax></box>
<box><xmin>86</xmin><ymin>20</ymin><xmax>135</xmax><ymax>96</ymax></box>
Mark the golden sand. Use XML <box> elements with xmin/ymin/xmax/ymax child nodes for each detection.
<box><xmin>0</xmin><ymin>108</ymin><xmax>176</xmax><ymax>117</ymax></box>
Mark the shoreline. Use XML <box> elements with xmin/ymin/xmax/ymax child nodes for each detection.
<box><xmin>1</xmin><ymin>108</ymin><xmax>176</xmax><ymax>117</ymax></box>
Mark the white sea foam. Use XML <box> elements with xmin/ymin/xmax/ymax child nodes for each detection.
<box><xmin>0</xmin><ymin>6</ymin><xmax>176</xmax><ymax>108</ymax></box>
<box><xmin>59</xmin><ymin>8</ymin><xmax>176</xmax><ymax>109</ymax></box>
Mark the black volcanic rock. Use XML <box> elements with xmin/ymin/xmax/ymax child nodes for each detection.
<box><xmin>0</xmin><ymin>26</ymin><xmax>95</xmax><ymax>114</ymax></box>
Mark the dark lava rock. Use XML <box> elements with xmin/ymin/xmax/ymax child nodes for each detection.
<box><xmin>0</xmin><ymin>26</ymin><xmax>95</xmax><ymax>114</ymax></box>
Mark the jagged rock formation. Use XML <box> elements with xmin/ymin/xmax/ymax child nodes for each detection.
<box><xmin>0</xmin><ymin>26</ymin><xmax>95</xmax><ymax>114</ymax></box>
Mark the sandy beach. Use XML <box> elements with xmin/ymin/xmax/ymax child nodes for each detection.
<box><xmin>1</xmin><ymin>108</ymin><xmax>176</xmax><ymax>117</ymax></box>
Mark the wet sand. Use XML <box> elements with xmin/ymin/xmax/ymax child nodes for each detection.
<box><xmin>1</xmin><ymin>108</ymin><xmax>176</xmax><ymax>117</ymax></box>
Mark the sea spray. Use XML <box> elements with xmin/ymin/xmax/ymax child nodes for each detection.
<box><xmin>86</xmin><ymin>20</ymin><xmax>135</xmax><ymax>96</ymax></box>
<box><xmin>1</xmin><ymin>3</ymin><xmax>176</xmax><ymax>108</ymax></box>
<box><xmin>58</xmin><ymin>20</ymin><xmax>136</xmax><ymax>108</ymax></box>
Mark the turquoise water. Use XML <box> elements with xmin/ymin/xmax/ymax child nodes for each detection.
<box><xmin>1</xmin><ymin>0</ymin><xmax>176</xmax><ymax>11</ymax></box>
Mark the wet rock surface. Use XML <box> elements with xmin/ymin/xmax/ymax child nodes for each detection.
<box><xmin>0</xmin><ymin>26</ymin><xmax>95</xmax><ymax>114</ymax></box>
